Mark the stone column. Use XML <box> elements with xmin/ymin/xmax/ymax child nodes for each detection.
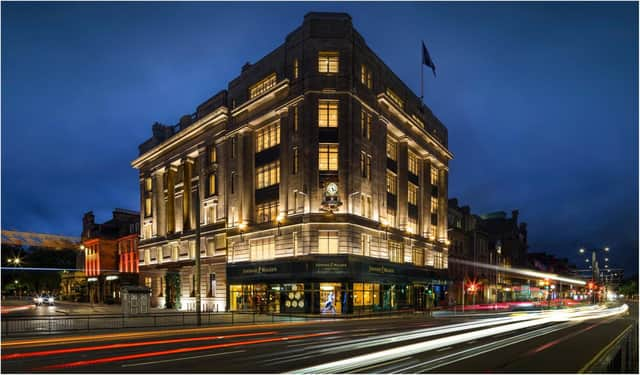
<box><xmin>166</xmin><ymin>165</ymin><xmax>176</xmax><ymax>234</ymax></box>
<box><xmin>240</xmin><ymin>132</ymin><xmax>255</xmax><ymax>225</ymax></box>
<box><xmin>279</xmin><ymin>110</ymin><xmax>289</xmax><ymax>215</ymax></box>
<box><xmin>397</xmin><ymin>138</ymin><xmax>409</xmax><ymax>231</ymax></box>
<box><xmin>439</xmin><ymin>169</ymin><xmax>449</xmax><ymax>242</ymax></box>
<box><xmin>420</xmin><ymin>159</ymin><xmax>431</xmax><ymax>238</ymax></box>
<box><xmin>183</xmin><ymin>158</ymin><xmax>193</xmax><ymax>232</ymax></box>
<box><xmin>139</xmin><ymin>175</ymin><xmax>145</xmax><ymax>239</ymax></box>
<box><xmin>153</xmin><ymin>167</ymin><xmax>166</xmax><ymax>237</ymax></box>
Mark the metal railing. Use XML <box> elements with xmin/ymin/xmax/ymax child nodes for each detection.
<box><xmin>581</xmin><ymin>321</ymin><xmax>638</xmax><ymax>373</ymax></box>
<box><xmin>1</xmin><ymin>308</ymin><xmax>423</xmax><ymax>337</ymax></box>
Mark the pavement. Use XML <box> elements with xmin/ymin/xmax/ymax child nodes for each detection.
<box><xmin>1</xmin><ymin>302</ymin><xmax>635</xmax><ymax>373</ymax></box>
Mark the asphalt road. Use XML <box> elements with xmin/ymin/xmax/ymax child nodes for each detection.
<box><xmin>1</xmin><ymin>303</ymin><xmax>636</xmax><ymax>373</ymax></box>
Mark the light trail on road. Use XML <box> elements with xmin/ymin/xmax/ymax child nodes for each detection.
<box><xmin>294</xmin><ymin>304</ymin><xmax>628</xmax><ymax>374</ymax></box>
<box><xmin>1</xmin><ymin>331</ymin><xmax>278</xmax><ymax>360</ymax></box>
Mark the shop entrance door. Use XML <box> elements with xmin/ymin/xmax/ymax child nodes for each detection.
<box><xmin>320</xmin><ymin>283</ymin><xmax>342</xmax><ymax>314</ymax></box>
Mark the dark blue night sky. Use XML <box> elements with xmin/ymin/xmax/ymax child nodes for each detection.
<box><xmin>2</xmin><ymin>2</ymin><xmax>638</xmax><ymax>273</ymax></box>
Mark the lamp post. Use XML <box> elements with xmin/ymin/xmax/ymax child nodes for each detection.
<box><xmin>578</xmin><ymin>247</ymin><xmax>611</xmax><ymax>304</ymax></box>
<box><xmin>195</xmin><ymin>183</ymin><xmax>201</xmax><ymax>326</ymax></box>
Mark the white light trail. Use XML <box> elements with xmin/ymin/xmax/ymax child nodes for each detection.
<box><xmin>294</xmin><ymin>304</ymin><xmax>628</xmax><ymax>374</ymax></box>
<box><xmin>449</xmin><ymin>258</ymin><xmax>586</xmax><ymax>285</ymax></box>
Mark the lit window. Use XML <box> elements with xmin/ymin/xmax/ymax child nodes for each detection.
<box><xmin>408</xmin><ymin>151</ymin><xmax>419</xmax><ymax>175</ymax></box>
<box><xmin>429</xmin><ymin>225</ymin><xmax>437</xmax><ymax>240</ymax></box>
<box><xmin>386</xmin><ymin>207</ymin><xmax>396</xmax><ymax>227</ymax></box>
<box><xmin>413</xmin><ymin>247</ymin><xmax>424</xmax><ymax>266</ymax></box>
<box><xmin>256</xmin><ymin>122</ymin><xmax>280</xmax><ymax>152</ymax></box>
<box><xmin>256</xmin><ymin>161</ymin><xmax>280</xmax><ymax>189</ymax></box>
<box><xmin>361</xmin><ymin>110</ymin><xmax>371</xmax><ymax>140</ymax></box>
<box><xmin>250</xmin><ymin>237</ymin><xmax>275</xmax><ymax>261</ymax></box>
<box><xmin>256</xmin><ymin>201</ymin><xmax>279</xmax><ymax>224</ymax></box>
<box><xmin>388</xmin><ymin>240</ymin><xmax>403</xmax><ymax>263</ymax></box>
<box><xmin>408</xmin><ymin>183</ymin><xmax>419</xmax><ymax>205</ymax></box>
<box><xmin>249</xmin><ymin>73</ymin><xmax>277</xmax><ymax>99</ymax></box>
<box><xmin>319</xmin><ymin>144</ymin><xmax>338</xmax><ymax>171</ymax></box>
<box><xmin>366</xmin><ymin>155</ymin><xmax>371</xmax><ymax>180</ymax></box>
<box><xmin>292</xmin><ymin>147</ymin><xmax>299</xmax><ymax>174</ymax></box>
<box><xmin>361</xmin><ymin>195</ymin><xmax>372</xmax><ymax>219</ymax></box>
<box><xmin>431</xmin><ymin>196</ymin><xmax>438</xmax><ymax>214</ymax></box>
<box><xmin>318</xmin><ymin>231</ymin><xmax>339</xmax><ymax>254</ymax></box>
<box><xmin>386</xmin><ymin>88</ymin><xmax>404</xmax><ymax>109</ymax></box>
<box><xmin>407</xmin><ymin>216</ymin><xmax>418</xmax><ymax>234</ymax></box>
<box><xmin>318</xmin><ymin>51</ymin><xmax>339</xmax><ymax>73</ymax></box>
<box><xmin>145</xmin><ymin>177</ymin><xmax>152</xmax><ymax>192</ymax></box>
<box><xmin>360</xmin><ymin>152</ymin><xmax>367</xmax><ymax>178</ymax></box>
<box><xmin>318</xmin><ymin>100</ymin><xmax>339</xmax><ymax>128</ymax></box>
<box><xmin>208</xmin><ymin>173</ymin><xmax>217</xmax><ymax>196</ymax></box>
<box><xmin>386</xmin><ymin>138</ymin><xmax>397</xmax><ymax>161</ymax></box>
<box><xmin>293</xmin><ymin>59</ymin><xmax>299</xmax><ymax>79</ymax></box>
<box><xmin>361</xmin><ymin>234</ymin><xmax>371</xmax><ymax>256</ymax></box>
<box><xmin>360</xmin><ymin>64</ymin><xmax>372</xmax><ymax>89</ymax></box>
<box><xmin>210</xmin><ymin>146</ymin><xmax>217</xmax><ymax>164</ymax></box>
<box><xmin>144</xmin><ymin>197</ymin><xmax>152</xmax><ymax>217</ymax></box>
<box><xmin>386</xmin><ymin>171</ymin><xmax>397</xmax><ymax>195</ymax></box>
<box><xmin>431</xmin><ymin>167</ymin><xmax>439</xmax><ymax>185</ymax></box>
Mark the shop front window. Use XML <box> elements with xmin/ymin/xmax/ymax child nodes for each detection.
<box><xmin>353</xmin><ymin>283</ymin><xmax>380</xmax><ymax>311</ymax></box>
<box><xmin>320</xmin><ymin>283</ymin><xmax>342</xmax><ymax>314</ymax></box>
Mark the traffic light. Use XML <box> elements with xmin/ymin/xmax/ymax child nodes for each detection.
<box><xmin>588</xmin><ymin>282</ymin><xmax>594</xmax><ymax>290</ymax></box>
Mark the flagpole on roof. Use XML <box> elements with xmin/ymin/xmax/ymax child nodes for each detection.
<box><xmin>420</xmin><ymin>40</ymin><xmax>424</xmax><ymax>104</ymax></box>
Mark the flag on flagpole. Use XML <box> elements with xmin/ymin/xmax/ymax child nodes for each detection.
<box><xmin>422</xmin><ymin>41</ymin><xmax>436</xmax><ymax>77</ymax></box>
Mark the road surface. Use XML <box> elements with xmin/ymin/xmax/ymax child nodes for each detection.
<box><xmin>1</xmin><ymin>303</ymin><xmax>635</xmax><ymax>373</ymax></box>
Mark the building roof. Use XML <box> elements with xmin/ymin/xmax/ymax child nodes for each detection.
<box><xmin>1</xmin><ymin>230</ymin><xmax>80</xmax><ymax>250</ymax></box>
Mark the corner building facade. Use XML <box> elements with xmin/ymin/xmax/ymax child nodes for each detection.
<box><xmin>132</xmin><ymin>12</ymin><xmax>453</xmax><ymax>313</ymax></box>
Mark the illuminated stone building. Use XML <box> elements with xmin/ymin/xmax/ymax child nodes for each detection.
<box><xmin>81</xmin><ymin>209</ymin><xmax>140</xmax><ymax>303</ymax></box>
<box><xmin>132</xmin><ymin>12</ymin><xmax>452</xmax><ymax>313</ymax></box>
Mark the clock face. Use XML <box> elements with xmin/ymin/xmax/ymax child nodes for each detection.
<box><xmin>326</xmin><ymin>183</ymin><xmax>338</xmax><ymax>196</ymax></box>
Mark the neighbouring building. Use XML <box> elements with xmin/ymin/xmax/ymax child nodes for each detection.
<box><xmin>132</xmin><ymin>12</ymin><xmax>453</xmax><ymax>313</ymax></box>
<box><xmin>81</xmin><ymin>209</ymin><xmax>140</xmax><ymax>304</ymax></box>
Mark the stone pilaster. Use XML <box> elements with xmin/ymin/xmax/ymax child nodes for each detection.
<box><xmin>153</xmin><ymin>167</ymin><xmax>166</xmax><ymax>237</ymax></box>
<box><xmin>166</xmin><ymin>165</ymin><xmax>176</xmax><ymax>234</ymax></box>
<box><xmin>183</xmin><ymin>158</ymin><xmax>193</xmax><ymax>231</ymax></box>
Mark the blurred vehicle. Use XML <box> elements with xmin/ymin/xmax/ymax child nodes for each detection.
<box><xmin>34</xmin><ymin>294</ymin><xmax>55</xmax><ymax>306</ymax></box>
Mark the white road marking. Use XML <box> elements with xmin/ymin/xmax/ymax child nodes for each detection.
<box><xmin>121</xmin><ymin>349</ymin><xmax>246</xmax><ymax>367</ymax></box>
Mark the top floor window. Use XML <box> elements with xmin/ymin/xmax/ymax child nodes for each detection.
<box><xmin>386</xmin><ymin>138</ymin><xmax>397</xmax><ymax>161</ymax></box>
<box><xmin>209</xmin><ymin>146</ymin><xmax>217</xmax><ymax>164</ymax></box>
<box><xmin>256</xmin><ymin>122</ymin><xmax>280</xmax><ymax>152</ymax></box>
<box><xmin>408</xmin><ymin>151</ymin><xmax>419</xmax><ymax>175</ymax></box>
<box><xmin>249</xmin><ymin>73</ymin><xmax>277</xmax><ymax>99</ymax></box>
<box><xmin>386</xmin><ymin>88</ymin><xmax>404</xmax><ymax>109</ymax></box>
<box><xmin>144</xmin><ymin>177</ymin><xmax>152</xmax><ymax>192</ymax></box>
<box><xmin>361</xmin><ymin>110</ymin><xmax>371</xmax><ymax>140</ymax></box>
<box><xmin>318</xmin><ymin>51</ymin><xmax>339</xmax><ymax>73</ymax></box>
<box><xmin>318</xmin><ymin>100</ymin><xmax>339</xmax><ymax>128</ymax></box>
<box><xmin>360</xmin><ymin>64</ymin><xmax>373</xmax><ymax>89</ymax></box>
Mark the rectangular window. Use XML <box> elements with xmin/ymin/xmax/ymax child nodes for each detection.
<box><xmin>293</xmin><ymin>106</ymin><xmax>299</xmax><ymax>132</ymax></box>
<box><xmin>318</xmin><ymin>51</ymin><xmax>339</xmax><ymax>73</ymax></box>
<box><xmin>407</xmin><ymin>216</ymin><xmax>418</xmax><ymax>235</ymax></box>
<box><xmin>256</xmin><ymin>160</ymin><xmax>280</xmax><ymax>189</ymax></box>
<box><xmin>293</xmin><ymin>59</ymin><xmax>299</xmax><ymax>79</ymax></box>
<box><xmin>361</xmin><ymin>110</ymin><xmax>371</xmax><ymax>140</ymax></box>
<box><xmin>429</xmin><ymin>225</ymin><xmax>437</xmax><ymax>240</ymax></box>
<box><xmin>250</xmin><ymin>237</ymin><xmax>275</xmax><ymax>261</ymax></box>
<box><xmin>144</xmin><ymin>197</ymin><xmax>152</xmax><ymax>217</ymax></box>
<box><xmin>408</xmin><ymin>182</ymin><xmax>419</xmax><ymax>205</ymax></box>
<box><xmin>431</xmin><ymin>167</ymin><xmax>439</xmax><ymax>185</ymax></box>
<box><xmin>361</xmin><ymin>195</ymin><xmax>372</xmax><ymax>219</ymax></box>
<box><xmin>145</xmin><ymin>177</ymin><xmax>152</xmax><ymax>192</ymax></box>
<box><xmin>319</xmin><ymin>144</ymin><xmax>338</xmax><ymax>171</ymax></box>
<box><xmin>387</xmin><ymin>207</ymin><xmax>396</xmax><ymax>228</ymax></box>
<box><xmin>386</xmin><ymin>171</ymin><xmax>397</xmax><ymax>195</ymax></box>
<box><xmin>249</xmin><ymin>73</ymin><xmax>277</xmax><ymax>99</ymax></box>
<box><xmin>360</xmin><ymin>64</ymin><xmax>372</xmax><ymax>89</ymax></box>
<box><xmin>256</xmin><ymin>201</ymin><xmax>279</xmax><ymax>224</ymax></box>
<box><xmin>361</xmin><ymin>233</ymin><xmax>371</xmax><ymax>256</ymax></box>
<box><xmin>408</xmin><ymin>151</ymin><xmax>419</xmax><ymax>175</ymax></box>
<box><xmin>388</xmin><ymin>240</ymin><xmax>403</xmax><ymax>263</ymax></box>
<box><xmin>386</xmin><ymin>88</ymin><xmax>404</xmax><ymax>109</ymax></box>
<box><xmin>318</xmin><ymin>100</ymin><xmax>338</xmax><ymax>128</ymax></box>
<box><xmin>360</xmin><ymin>152</ymin><xmax>367</xmax><ymax>178</ymax></box>
<box><xmin>208</xmin><ymin>173</ymin><xmax>217</xmax><ymax>196</ymax></box>
<box><xmin>292</xmin><ymin>147</ymin><xmax>299</xmax><ymax>175</ymax></box>
<box><xmin>413</xmin><ymin>247</ymin><xmax>425</xmax><ymax>266</ymax></box>
<box><xmin>209</xmin><ymin>273</ymin><xmax>216</xmax><ymax>298</ymax></box>
<box><xmin>215</xmin><ymin>234</ymin><xmax>227</xmax><ymax>256</ymax></box>
<box><xmin>367</xmin><ymin>155</ymin><xmax>371</xmax><ymax>181</ymax></box>
<box><xmin>386</xmin><ymin>138</ymin><xmax>397</xmax><ymax>161</ymax></box>
<box><xmin>431</xmin><ymin>196</ymin><xmax>438</xmax><ymax>214</ymax></box>
<box><xmin>256</xmin><ymin>122</ymin><xmax>280</xmax><ymax>152</ymax></box>
<box><xmin>318</xmin><ymin>231</ymin><xmax>339</xmax><ymax>254</ymax></box>
<box><xmin>210</xmin><ymin>146</ymin><xmax>217</xmax><ymax>164</ymax></box>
